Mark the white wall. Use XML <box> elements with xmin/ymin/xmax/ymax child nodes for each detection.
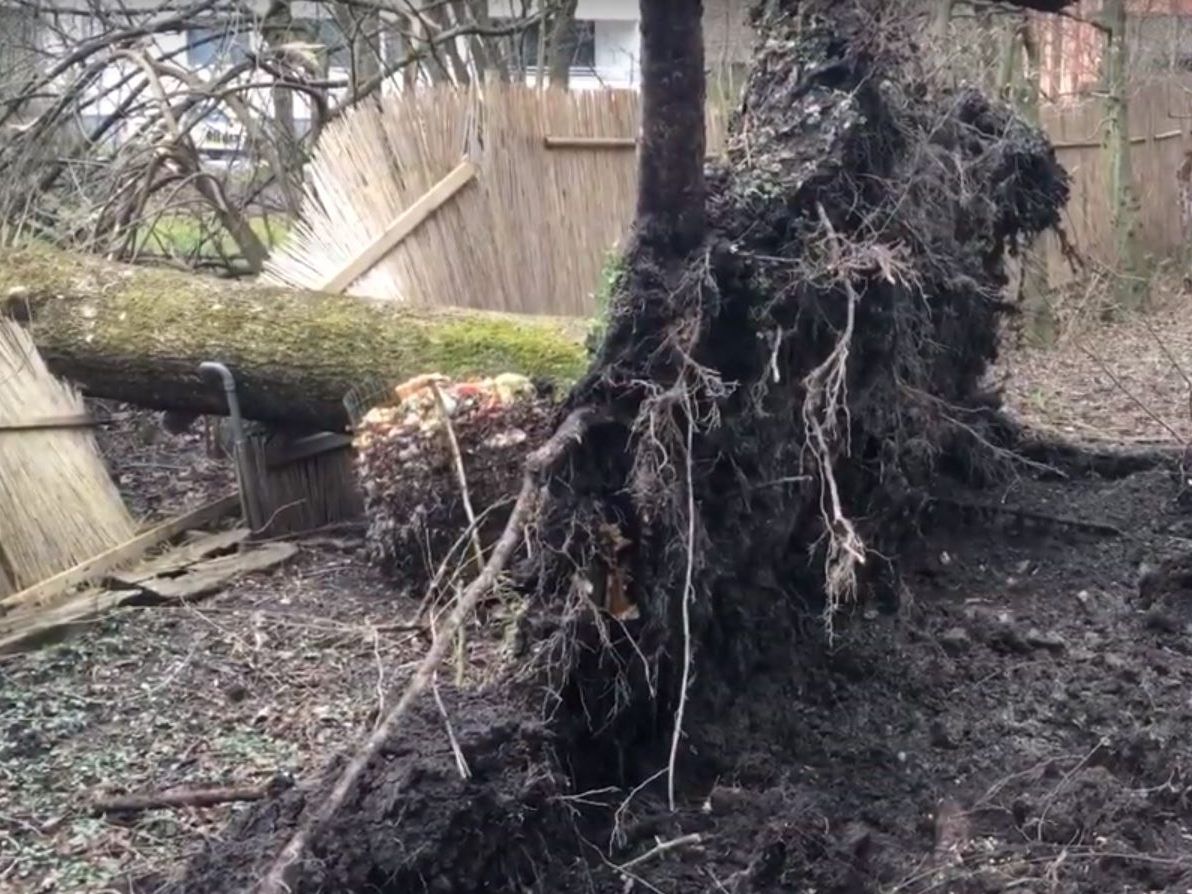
<box><xmin>489</xmin><ymin>0</ymin><xmax>639</xmax><ymax>88</ymax></box>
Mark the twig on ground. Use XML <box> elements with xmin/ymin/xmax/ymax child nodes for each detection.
<box><xmin>1077</xmin><ymin>344</ymin><xmax>1187</xmax><ymax>445</ymax></box>
<box><xmin>368</xmin><ymin>622</ymin><xmax>385</xmax><ymax>721</ymax></box>
<box><xmin>431</xmin><ymin>672</ymin><xmax>471</xmax><ymax>780</ymax></box>
<box><xmin>1036</xmin><ymin>737</ymin><xmax>1108</xmax><ymax>842</ymax></box>
<box><xmin>92</xmin><ymin>785</ymin><xmax>274</xmax><ymax>815</ymax></box>
<box><xmin>1136</xmin><ymin>312</ymin><xmax>1192</xmax><ymax>427</ymax></box>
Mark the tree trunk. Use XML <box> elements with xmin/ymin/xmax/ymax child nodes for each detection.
<box><xmin>1011</xmin><ymin>16</ymin><xmax>1055</xmax><ymax>345</ymax></box>
<box><xmin>978</xmin><ymin>9</ymin><xmax>1001</xmax><ymax>94</ymax></box>
<box><xmin>459</xmin><ymin>0</ymin><xmax>496</xmax><ymax>80</ymax></box>
<box><xmin>262</xmin><ymin>0</ymin><xmax>303</xmax><ymax>218</ymax></box>
<box><xmin>331</xmin><ymin>1</ymin><xmax>382</xmax><ymax>97</ymax></box>
<box><xmin>932</xmin><ymin>0</ymin><xmax>956</xmax><ymax>42</ymax></box>
<box><xmin>0</xmin><ymin>246</ymin><xmax>587</xmax><ymax>433</ymax></box>
<box><xmin>546</xmin><ymin>0</ymin><xmax>579</xmax><ymax>89</ymax></box>
<box><xmin>636</xmin><ymin>0</ymin><xmax>706</xmax><ymax>255</ymax></box>
<box><xmin>996</xmin><ymin>20</ymin><xmax>1020</xmax><ymax>101</ymax></box>
<box><xmin>1102</xmin><ymin>0</ymin><xmax>1147</xmax><ymax>311</ymax></box>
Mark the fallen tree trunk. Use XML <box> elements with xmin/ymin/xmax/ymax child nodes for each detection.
<box><xmin>0</xmin><ymin>245</ymin><xmax>589</xmax><ymax>432</ymax></box>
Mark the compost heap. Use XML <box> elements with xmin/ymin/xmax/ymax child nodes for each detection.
<box><xmin>163</xmin><ymin>1</ymin><xmax>1070</xmax><ymax>891</ymax></box>
<box><xmin>353</xmin><ymin>372</ymin><xmax>554</xmax><ymax>587</ymax></box>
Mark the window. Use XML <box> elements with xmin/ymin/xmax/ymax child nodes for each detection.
<box><xmin>502</xmin><ymin>18</ymin><xmax>597</xmax><ymax>72</ymax></box>
<box><xmin>186</xmin><ymin>26</ymin><xmax>252</xmax><ymax>68</ymax></box>
<box><xmin>293</xmin><ymin>18</ymin><xmax>351</xmax><ymax>71</ymax></box>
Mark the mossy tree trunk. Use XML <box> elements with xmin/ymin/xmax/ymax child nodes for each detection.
<box><xmin>0</xmin><ymin>246</ymin><xmax>588</xmax><ymax>433</ymax></box>
<box><xmin>1003</xmin><ymin>15</ymin><xmax>1056</xmax><ymax>346</ymax></box>
<box><xmin>1102</xmin><ymin>0</ymin><xmax>1147</xmax><ymax>312</ymax></box>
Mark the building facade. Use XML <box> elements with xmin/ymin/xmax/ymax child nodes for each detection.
<box><xmin>11</xmin><ymin>0</ymin><xmax>751</xmax><ymax>153</ymax></box>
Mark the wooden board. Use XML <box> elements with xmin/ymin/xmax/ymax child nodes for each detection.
<box><xmin>133</xmin><ymin>542</ymin><xmax>298</xmax><ymax>602</ymax></box>
<box><xmin>0</xmin><ymin>495</ymin><xmax>239</xmax><ymax>618</ymax></box>
<box><xmin>263</xmin><ymin>432</ymin><xmax>354</xmax><ymax>469</ymax></box>
<box><xmin>0</xmin><ymin>589</ymin><xmax>134</xmax><ymax>655</ymax></box>
<box><xmin>321</xmin><ymin>159</ymin><xmax>478</xmax><ymax>294</ymax></box>
<box><xmin>544</xmin><ymin>136</ymin><xmax>637</xmax><ymax>149</ymax></box>
<box><xmin>109</xmin><ymin>528</ymin><xmax>250</xmax><ymax>586</ymax></box>
<box><xmin>0</xmin><ymin>541</ymin><xmax>296</xmax><ymax>655</ymax></box>
<box><xmin>0</xmin><ymin>413</ymin><xmax>100</xmax><ymax>433</ymax></box>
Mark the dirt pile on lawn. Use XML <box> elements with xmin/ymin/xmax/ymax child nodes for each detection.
<box><xmin>155</xmin><ymin>1</ymin><xmax>1073</xmax><ymax>891</ymax></box>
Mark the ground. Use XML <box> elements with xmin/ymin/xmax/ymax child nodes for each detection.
<box><xmin>1001</xmin><ymin>283</ymin><xmax>1192</xmax><ymax>444</ymax></box>
<box><xmin>3</xmin><ymin>315</ymin><xmax>1192</xmax><ymax>892</ymax></box>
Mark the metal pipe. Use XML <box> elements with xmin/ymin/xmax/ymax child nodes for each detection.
<box><xmin>198</xmin><ymin>361</ymin><xmax>258</xmax><ymax>530</ymax></box>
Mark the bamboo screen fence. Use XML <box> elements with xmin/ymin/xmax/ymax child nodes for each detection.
<box><xmin>266</xmin><ymin>85</ymin><xmax>731</xmax><ymax>317</ymax></box>
<box><xmin>270</xmin><ymin>78</ymin><xmax>1192</xmax><ymax>309</ymax></box>
<box><xmin>1041</xmin><ymin>77</ymin><xmax>1192</xmax><ymax>284</ymax></box>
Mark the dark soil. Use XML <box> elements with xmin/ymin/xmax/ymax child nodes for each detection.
<box><xmin>135</xmin><ymin>449</ymin><xmax>1192</xmax><ymax>894</ymax></box>
<box><xmin>89</xmin><ymin>401</ymin><xmax>234</xmax><ymax>522</ymax></box>
<box><xmin>4</xmin><ymin>411</ymin><xmax>1192</xmax><ymax>894</ymax></box>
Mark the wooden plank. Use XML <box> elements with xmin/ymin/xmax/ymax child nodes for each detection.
<box><xmin>0</xmin><ymin>541</ymin><xmax>294</xmax><ymax>655</ymax></box>
<box><xmin>0</xmin><ymin>413</ymin><xmax>101</xmax><ymax>433</ymax></box>
<box><xmin>0</xmin><ymin>494</ymin><xmax>239</xmax><ymax>617</ymax></box>
<box><xmin>544</xmin><ymin>136</ymin><xmax>637</xmax><ymax>150</ymax></box>
<box><xmin>263</xmin><ymin>432</ymin><xmax>354</xmax><ymax>469</ymax></box>
<box><xmin>1052</xmin><ymin>128</ymin><xmax>1184</xmax><ymax>151</ymax></box>
<box><xmin>0</xmin><ymin>589</ymin><xmax>134</xmax><ymax>655</ymax></box>
<box><xmin>134</xmin><ymin>542</ymin><xmax>298</xmax><ymax>602</ymax></box>
<box><xmin>109</xmin><ymin>528</ymin><xmax>251</xmax><ymax>586</ymax></box>
<box><xmin>321</xmin><ymin>159</ymin><xmax>478</xmax><ymax>294</ymax></box>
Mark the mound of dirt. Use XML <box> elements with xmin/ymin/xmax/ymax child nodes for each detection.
<box><xmin>148</xmin><ymin>456</ymin><xmax>1192</xmax><ymax>894</ymax></box>
<box><xmin>141</xmin><ymin>689</ymin><xmax>574</xmax><ymax>893</ymax></box>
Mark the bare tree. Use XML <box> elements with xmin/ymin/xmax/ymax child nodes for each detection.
<box><xmin>1101</xmin><ymin>0</ymin><xmax>1147</xmax><ymax>311</ymax></box>
<box><xmin>545</xmin><ymin>0</ymin><xmax>578</xmax><ymax>88</ymax></box>
<box><xmin>0</xmin><ymin>0</ymin><xmax>549</xmax><ymax>275</ymax></box>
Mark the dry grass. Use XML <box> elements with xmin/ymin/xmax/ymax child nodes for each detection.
<box><xmin>265</xmin><ymin>84</ymin><xmax>730</xmax><ymax>316</ymax></box>
<box><xmin>0</xmin><ymin>322</ymin><xmax>135</xmax><ymax>597</ymax></box>
<box><xmin>999</xmin><ymin>275</ymin><xmax>1192</xmax><ymax>444</ymax></box>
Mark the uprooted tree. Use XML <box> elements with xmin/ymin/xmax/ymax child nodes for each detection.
<box><xmin>157</xmin><ymin>0</ymin><xmax>1073</xmax><ymax>890</ymax></box>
